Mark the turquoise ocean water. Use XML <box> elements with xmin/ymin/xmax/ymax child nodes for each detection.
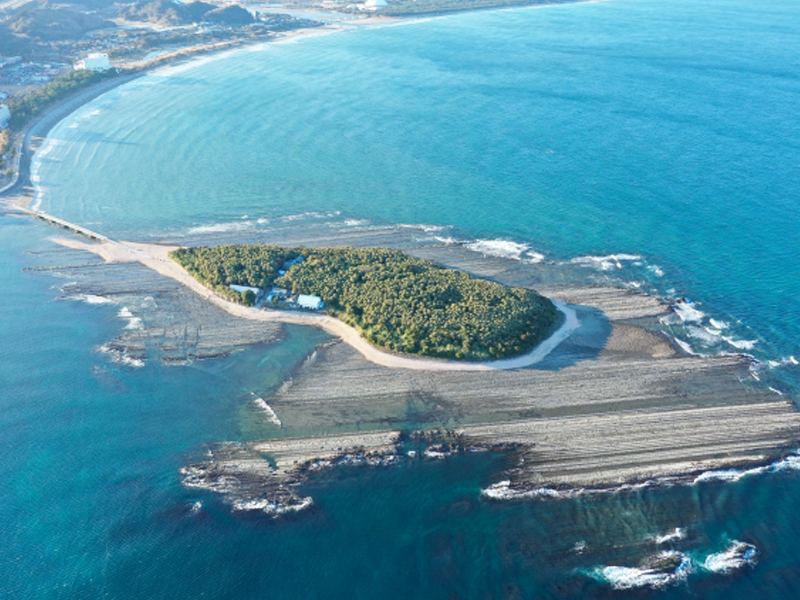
<box><xmin>4</xmin><ymin>0</ymin><xmax>800</xmax><ymax>595</ymax></box>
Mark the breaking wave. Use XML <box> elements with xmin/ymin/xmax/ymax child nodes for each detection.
<box><xmin>672</xmin><ymin>300</ymin><xmax>706</xmax><ymax>323</ymax></box>
<box><xmin>186</xmin><ymin>220</ymin><xmax>257</xmax><ymax>235</ymax></box>
<box><xmin>593</xmin><ymin>551</ymin><xmax>691</xmax><ymax>590</ymax></box>
<box><xmin>702</xmin><ymin>541</ymin><xmax>758</xmax><ymax>574</ymax></box>
<box><xmin>651</xmin><ymin>527</ymin><xmax>686</xmax><ymax>545</ymax></box>
<box><xmin>253</xmin><ymin>397</ymin><xmax>282</xmax><ymax>427</ymax></box>
<box><xmin>693</xmin><ymin>452</ymin><xmax>800</xmax><ymax>484</ymax></box>
<box><xmin>570</xmin><ymin>253</ymin><xmax>642</xmax><ymax>271</ymax></box>
<box><xmin>464</xmin><ymin>239</ymin><xmax>545</xmax><ymax>263</ymax></box>
<box><xmin>66</xmin><ymin>294</ymin><xmax>115</xmax><ymax>305</ymax></box>
<box><xmin>279</xmin><ymin>210</ymin><xmax>341</xmax><ymax>222</ymax></box>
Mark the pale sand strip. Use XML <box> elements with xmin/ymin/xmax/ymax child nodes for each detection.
<box><xmin>51</xmin><ymin>236</ymin><xmax>579</xmax><ymax>372</ymax></box>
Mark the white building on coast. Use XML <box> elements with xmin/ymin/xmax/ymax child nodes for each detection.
<box><xmin>297</xmin><ymin>294</ymin><xmax>324</xmax><ymax>310</ymax></box>
<box><xmin>229</xmin><ymin>284</ymin><xmax>260</xmax><ymax>295</ymax></box>
<box><xmin>74</xmin><ymin>53</ymin><xmax>111</xmax><ymax>72</ymax></box>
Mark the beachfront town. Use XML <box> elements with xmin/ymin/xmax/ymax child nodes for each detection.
<box><xmin>0</xmin><ymin>0</ymin><xmax>331</xmax><ymax>184</ymax></box>
<box><xmin>0</xmin><ymin>4</ymin><xmax>323</xmax><ymax>94</ymax></box>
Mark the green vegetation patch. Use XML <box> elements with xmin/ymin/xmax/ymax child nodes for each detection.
<box><xmin>7</xmin><ymin>69</ymin><xmax>119</xmax><ymax>131</ymax></box>
<box><xmin>171</xmin><ymin>244</ymin><xmax>558</xmax><ymax>360</ymax></box>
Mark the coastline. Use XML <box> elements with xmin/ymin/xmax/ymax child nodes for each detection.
<box><xmin>44</xmin><ymin>228</ymin><xmax>800</xmax><ymax>506</ymax></box>
<box><xmin>3</xmin><ymin>2</ymin><xmax>799</xmax><ymax>512</ymax></box>
<box><xmin>0</xmin><ymin>15</ymin><xmax>400</xmax><ymax>205</ymax></box>
<box><xmin>51</xmin><ymin>235</ymin><xmax>580</xmax><ymax>372</ymax></box>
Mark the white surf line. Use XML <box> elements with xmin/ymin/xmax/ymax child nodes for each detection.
<box><xmin>52</xmin><ymin>237</ymin><xmax>580</xmax><ymax>372</ymax></box>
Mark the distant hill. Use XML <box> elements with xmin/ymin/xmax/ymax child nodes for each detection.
<box><xmin>8</xmin><ymin>7</ymin><xmax>115</xmax><ymax>41</ymax></box>
<box><xmin>121</xmin><ymin>0</ymin><xmax>254</xmax><ymax>26</ymax></box>
<box><xmin>121</xmin><ymin>0</ymin><xmax>192</xmax><ymax>25</ymax></box>
<box><xmin>203</xmin><ymin>5</ymin><xmax>254</xmax><ymax>25</ymax></box>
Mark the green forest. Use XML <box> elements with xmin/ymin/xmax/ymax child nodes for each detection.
<box><xmin>171</xmin><ymin>244</ymin><xmax>558</xmax><ymax>360</ymax></box>
<box><xmin>7</xmin><ymin>69</ymin><xmax>119</xmax><ymax>130</ymax></box>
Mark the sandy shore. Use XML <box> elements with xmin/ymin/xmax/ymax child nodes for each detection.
<box><xmin>51</xmin><ymin>236</ymin><xmax>579</xmax><ymax>371</ymax></box>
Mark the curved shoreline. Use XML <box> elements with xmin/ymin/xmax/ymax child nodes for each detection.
<box><xmin>0</xmin><ymin>18</ymin><xmax>395</xmax><ymax>204</ymax></box>
<box><xmin>52</xmin><ymin>236</ymin><xmax>579</xmax><ymax>371</ymax></box>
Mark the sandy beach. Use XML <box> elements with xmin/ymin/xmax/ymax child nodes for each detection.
<box><xmin>51</xmin><ymin>235</ymin><xmax>579</xmax><ymax>372</ymax></box>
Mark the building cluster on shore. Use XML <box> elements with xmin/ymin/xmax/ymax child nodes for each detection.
<box><xmin>229</xmin><ymin>282</ymin><xmax>325</xmax><ymax>310</ymax></box>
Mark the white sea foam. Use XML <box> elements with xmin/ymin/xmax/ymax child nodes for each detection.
<box><xmin>771</xmin><ymin>454</ymin><xmax>800</xmax><ymax>472</ymax></box>
<box><xmin>572</xmin><ymin>541</ymin><xmax>587</xmax><ymax>553</ymax></box>
<box><xmin>673</xmin><ymin>338</ymin><xmax>700</xmax><ymax>356</ymax></box>
<box><xmin>769</xmin><ymin>356</ymin><xmax>800</xmax><ymax>369</ymax></box>
<box><xmin>686</xmin><ymin>326</ymin><xmax>721</xmax><ymax>345</ymax></box>
<box><xmin>673</xmin><ymin>301</ymin><xmax>706</xmax><ymax>323</ymax></box>
<box><xmin>647</xmin><ymin>264</ymin><xmax>665</xmax><ymax>277</ymax></box>
<box><xmin>703</xmin><ymin>542</ymin><xmax>757</xmax><ymax>573</ymax></box>
<box><xmin>67</xmin><ymin>294</ymin><xmax>114</xmax><ymax>305</ymax></box>
<box><xmin>124</xmin><ymin>317</ymin><xmax>144</xmax><ymax>330</ymax></box>
<box><xmin>596</xmin><ymin>552</ymin><xmax>690</xmax><ymax>590</ymax></box>
<box><xmin>232</xmin><ymin>496</ymin><xmax>313</xmax><ymax>515</ymax></box>
<box><xmin>187</xmin><ymin>221</ymin><xmax>256</xmax><ymax>235</ymax></box>
<box><xmin>481</xmin><ymin>480</ymin><xmax>577</xmax><ymax>500</ymax></box>
<box><xmin>344</xmin><ymin>219</ymin><xmax>370</xmax><ymax>227</ymax></box>
<box><xmin>398</xmin><ymin>223</ymin><xmax>447</xmax><ymax>233</ymax></box>
<box><xmin>652</xmin><ymin>528</ymin><xmax>686</xmax><ymax>544</ymax></box>
<box><xmin>119</xmin><ymin>355</ymin><xmax>145</xmax><ymax>368</ymax></box>
<box><xmin>253</xmin><ymin>397</ymin><xmax>282</xmax><ymax>427</ymax></box>
<box><xmin>465</xmin><ymin>239</ymin><xmax>544</xmax><ymax>263</ymax></box>
<box><xmin>694</xmin><ymin>464</ymin><xmax>770</xmax><ymax>484</ymax></box>
<box><xmin>466</xmin><ymin>239</ymin><xmax>527</xmax><ymax>260</ymax></box>
<box><xmin>97</xmin><ymin>343</ymin><xmax>145</xmax><ymax>368</ymax></box>
<box><xmin>280</xmin><ymin>210</ymin><xmax>341</xmax><ymax>221</ymax></box>
<box><xmin>433</xmin><ymin>235</ymin><xmax>461</xmax><ymax>245</ymax></box>
<box><xmin>722</xmin><ymin>336</ymin><xmax>757</xmax><ymax>350</ymax></box>
<box><xmin>709</xmin><ymin>318</ymin><xmax>729</xmax><ymax>330</ymax></box>
<box><xmin>570</xmin><ymin>253</ymin><xmax>642</xmax><ymax>271</ymax></box>
<box><xmin>694</xmin><ymin>469</ymin><xmax>750</xmax><ymax>484</ymax></box>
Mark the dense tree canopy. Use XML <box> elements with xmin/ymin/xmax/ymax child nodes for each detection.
<box><xmin>171</xmin><ymin>244</ymin><xmax>558</xmax><ymax>360</ymax></box>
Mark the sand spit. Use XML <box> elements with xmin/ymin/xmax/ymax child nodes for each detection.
<box><xmin>37</xmin><ymin>243</ymin><xmax>283</xmax><ymax>364</ymax></box>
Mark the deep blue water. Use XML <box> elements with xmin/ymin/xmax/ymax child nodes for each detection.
<box><xmin>4</xmin><ymin>0</ymin><xmax>800</xmax><ymax>596</ymax></box>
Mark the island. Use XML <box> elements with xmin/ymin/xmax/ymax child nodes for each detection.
<box><xmin>171</xmin><ymin>244</ymin><xmax>558</xmax><ymax>360</ymax></box>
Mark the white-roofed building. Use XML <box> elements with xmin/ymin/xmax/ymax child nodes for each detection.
<box><xmin>74</xmin><ymin>53</ymin><xmax>111</xmax><ymax>72</ymax></box>
<box><xmin>0</xmin><ymin>104</ymin><xmax>10</xmax><ymax>129</ymax></box>
<box><xmin>297</xmin><ymin>294</ymin><xmax>324</xmax><ymax>310</ymax></box>
<box><xmin>364</xmin><ymin>0</ymin><xmax>387</xmax><ymax>9</ymax></box>
<box><xmin>229</xmin><ymin>284</ymin><xmax>260</xmax><ymax>295</ymax></box>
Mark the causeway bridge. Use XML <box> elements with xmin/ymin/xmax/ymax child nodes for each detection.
<box><xmin>17</xmin><ymin>206</ymin><xmax>110</xmax><ymax>242</ymax></box>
